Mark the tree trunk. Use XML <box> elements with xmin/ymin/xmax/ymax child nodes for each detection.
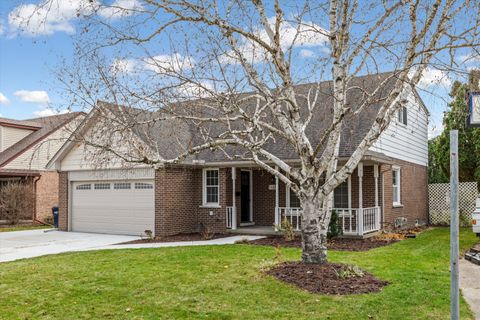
<box><xmin>300</xmin><ymin>198</ymin><xmax>328</xmax><ymax>264</ymax></box>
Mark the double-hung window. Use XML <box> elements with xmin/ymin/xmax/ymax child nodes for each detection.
<box><xmin>203</xmin><ymin>169</ymin><xmax>219</xmax><ymax>206</ymax></box>
<box><xmin>398</xmin><ymin>106</ymin><xmax>408</xmax><ymax>125</ymax></box>
<box><xmin>392</xmin><ymin>167</ymin><xmax>401</xmax><ymax>206</ymax></box>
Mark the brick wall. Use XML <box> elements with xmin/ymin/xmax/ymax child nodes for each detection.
<box><xmin>196</xmin><ymin>168</ymin><xmax>228</xmax><ymax>234</ymax></box>
<box><xmin>155</xmin><ymin>167</ymin><xmax>197</xmax><ymax>236</ymax></box>
<box><xmin>381</xmin><ymin>160</ymin><xmax>428</xmax><ymax>227</ymax></box>
<box><xmin>35</xmin><ymin>171</ymin><xmax>59</xmax><ymax>222</ymax></box>
<box><xmin>154</xmin><ymin>167</ymin><xmax>228</xmax><ymax>236</ymax></box>
<box><xmin>58</xmin><ymin>171</ymin><xmax>68</xmax><ymax>231</ymax></box>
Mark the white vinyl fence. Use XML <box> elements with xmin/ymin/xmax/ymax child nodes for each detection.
<box><xmin>428</xmin><ymin>182</ymin><xmax>478</xmax><ymax>225</ymax></box>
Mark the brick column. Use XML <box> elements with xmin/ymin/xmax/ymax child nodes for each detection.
<box><xmin>58</xmin><ymin>171</ymin><xmax>69</xmax><ymax>231</ymax></box>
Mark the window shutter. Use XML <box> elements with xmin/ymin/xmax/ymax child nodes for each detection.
<box><xmin>403</xmin><ymin>107</ymin><xmax>408</xmax><ymax>125</ymax></box>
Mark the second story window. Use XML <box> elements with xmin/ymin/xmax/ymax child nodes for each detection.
<box><xmin>398</xmin><ymin>106</ymin><xmax>408</xmax><ymax>125</ymax></box>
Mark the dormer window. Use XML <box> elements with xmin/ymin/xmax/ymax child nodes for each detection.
<box><xmin>398</xmin><ymin>106</ymin><xmax>408</xmax><ymax>125</ymax></box>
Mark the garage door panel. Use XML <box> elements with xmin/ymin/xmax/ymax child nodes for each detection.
<box><xmin>71</xmin><ymin>179</ymin><xmax>154</xmax><ymax>236</ymax></box>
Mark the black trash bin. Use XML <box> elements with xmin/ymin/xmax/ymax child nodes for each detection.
<box><xmin>52</xmin><ymin>206</ymin><xmax>59</xmax><ymax>228</ymax></box>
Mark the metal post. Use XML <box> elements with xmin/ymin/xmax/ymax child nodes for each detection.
<box><xmin>450</xmin><ymin>130</ymin><xmax>459</xmax><ymax>320</ymax></box>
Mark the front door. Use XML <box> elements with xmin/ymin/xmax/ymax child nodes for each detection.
<box><xmin>241</xmin><ymin>171</ymin><xmax>251</xmax><ymax>222</ymax></box>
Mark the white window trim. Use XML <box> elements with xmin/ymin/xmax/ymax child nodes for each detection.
<box><xmin>397</xmin><ymin>106</ymin><xmax>408</xmax><ymax>127</ymax></box>
<box><xmin>201</xmin><ymin>168</ymin><xmax>221</xmax><ymax>208</ymax></box>
<box><xmin>392</xmin><ymin>166</ymin><xmax>402</xmax><ymax>207</ymax></box>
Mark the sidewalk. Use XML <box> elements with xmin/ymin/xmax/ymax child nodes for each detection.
<box><xmin>459</xmin><ymin>258</ymin><xmax>480</xmax><ymax>319</ymax></box>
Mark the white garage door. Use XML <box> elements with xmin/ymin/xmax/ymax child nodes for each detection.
<box><xmin>71</xmin><ymin>180</ymin><xmax>154</xmax><ymax>236</ymax></box>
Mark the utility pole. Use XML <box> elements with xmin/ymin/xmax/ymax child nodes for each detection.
<box><xmin>450</xmin><ymin>130</ymin><xmax>459</xmax><ymax>320</ymax></box>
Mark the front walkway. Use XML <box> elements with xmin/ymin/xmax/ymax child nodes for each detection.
<box><xmin>0</xmin><ymin>229</ymin><xmax>264</xmax><ymax>263</ymax></box>
<box><xmin>460</xmin><ymin>258</ymin><xmax>480</xmax><ymax>319</ymax></box>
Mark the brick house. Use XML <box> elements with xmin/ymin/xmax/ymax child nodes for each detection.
<box><xmin>48</xmin><ymin>73</ymin><xmax>429</xmax><ymax>237</ymax></box>
<box><xmin>0</xmin><ymin>113</ymin><xmax>84</xmax><ymax>222</ymax></box>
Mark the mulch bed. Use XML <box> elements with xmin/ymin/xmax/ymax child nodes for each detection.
<box><xmin>267</xmin><ymin>261</ymin><xmax>389</xmax><ymax>295</ymax></box>
<box><xmin>247</xmin><ymin>236</ymin><xmax>398</xmax><ymax>251</ymax></box>
<box><xmin>116</xmin><ymin>233</ymin><xmax>229</xmax><ymax>244</ymax></box>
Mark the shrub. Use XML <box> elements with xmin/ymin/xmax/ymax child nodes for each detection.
<box><xmin>333</xmin><ymin>265</ymin><xmax>365</xmax><ymax>279</ymax></box>
<box><xmin>0</xmin><ymin>182</ymin><xmax>34</xmax><ymax>225</ymax></box>
<box><xmin>200</xmin><ymin>225</ymin><xmax>215</xmax><ymax>240</ymax></box>
<box><xmin>144</xmin><ymin>230</ymin><xmax>154</xmax><ymax>241</ymax></box>
<box><xmin>275</xmin><ymin>218</ymin><xmax>295</xmax><ymax>241</ymax></box>
<box><xmin>328</xmin><ymin>209</ymin><xmax>342</xmax><ymax>239</ymax></box>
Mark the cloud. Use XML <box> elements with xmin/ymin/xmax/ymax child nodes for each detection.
<box><xmin>0</xmin><ymin>92</ymin><xmax>10</xmax><ymax>105</ymax></box>
<box><xmin>459</xmin><ymin>53</ymin><xmax>480</xmax><ymax>64</ymax></box>
<box><xmin>143</xmin><ymin>53</ymin><xmax>195</xmax><ymax>74</ymax></box>
<box><xmin>221</xmin><ymin>19</ymin><xmax>329</xmax><ymax>64</ymax></box>
<box><xmin>299</xmin><ymin>49</ymin><xmax>314</xmax><ymax>58</ymax></box>
<box><xmin>33</xmin><ymin>108</ymin><xmax>68</xmax><ymax>117</ymax></box>
<box><xmin>14</xmin><ymin>90</ymin><xmax>50</xmax><ymax>104</ymax></box>
<box><xmin>98</xmin><ymin>0</ymin><xmax>143</xmax><ymax>20</ymax></box>
<box><xmin>415</xmin><ymin>68</ymin><xmax>452</xmax><ymax>89</ymax></box>
<box><xmin>8</xmin><ymin>0</ymin><xmax>97</xmax><ymax>36</ymax></box>
<box><xmin>111</xmin><ymin>58</ymin><xmax>139</xmax><ymax>74</ymax></box>
<box><xmin>0</xmin><ymin>20</ymin><xmax>4</xmax><ymax>35</ymax></box>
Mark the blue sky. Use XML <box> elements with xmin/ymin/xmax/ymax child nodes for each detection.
<box><xmin>0</xmin><ymin>1</ymin><xmax>77</xmax><ymax>118</ymax></box>
<box><xmin>0</xmin><ymin>0</ymin><xmax>477</xmax><ymax>138</ymax></box>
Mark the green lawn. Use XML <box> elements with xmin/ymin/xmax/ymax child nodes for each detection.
<box><xmin>0</xmin><ymin>228</ymin><xmax>477</xmax><ymax>319</ymax></box>
<box><xmin>0</xmin><ymin>225</ymin><xmax>51</xmax><ymax>232</ymax></box>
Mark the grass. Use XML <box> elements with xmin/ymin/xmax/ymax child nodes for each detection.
<box><xmin>0</xmin><ymin>228</ymin><xmax>477</xmax><ymax>319</ymax></box>
<box><xmin>0</xmin><ymin>225</ymin><xmax>51</xmax><ymax>232</ymax></box>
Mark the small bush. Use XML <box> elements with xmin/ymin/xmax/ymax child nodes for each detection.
<box><xmin>333</xmin><ymin>265</ymin><xmax>365</xmax><ymax>279</ymax></box>
<box><xmin>0</xmin><ymin>182</ymin><xmax>34</xmax><ymax>225</ymax></box>
<box><xmin>328</xmin><ymin>209</ymin><xmax>342</xmax><ymax>239</ymax></box>
<box><xmin>144</xmin><ymin>230</ymin><xmax>154</xmax><ymax>241</ymax></box>
<box><xmin>200</xmin><ymin>225</ymin><xmax>215</xmax><ymax>240</ymax></box>
<box><xmin>275</xmin><ymin>218</ymin><xmax>295</xmax><ymax>242</ymax></box>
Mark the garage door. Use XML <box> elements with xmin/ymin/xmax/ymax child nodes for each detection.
<box><xmin>71</xmin><ymin>180</ymin><xmax>154</xmax><ymax>236</ymax></box>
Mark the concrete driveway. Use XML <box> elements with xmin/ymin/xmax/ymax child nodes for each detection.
<box><xmin>0</xmin><ymin>229</ymin><xmax>139</xmax><ymax>263</ymax></box>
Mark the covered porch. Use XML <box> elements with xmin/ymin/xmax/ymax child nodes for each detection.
<box><xmin>225</xmin><ymin>161</ymin><xmax>383</xmax><ymax>238</ymax></box>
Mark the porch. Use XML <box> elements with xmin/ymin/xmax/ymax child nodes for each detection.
<box><xmin>224</xmin><ymin>162</ymin><xmax>383</xmax><ymax>238</ymax></box>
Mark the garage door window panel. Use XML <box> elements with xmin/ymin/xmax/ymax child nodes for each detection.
<box><xmin>76</xmin><ymin>184</ymin><xmax>91</xmax><ymax>190</ymax></box>
<box><xmin>114</xmin><ymin>183</ymin><xmax>131</xmax><ymax>190</ymax></box>
<box><xmin>94</xmin><ymin>183</ymin><xmax>111</xmax><ymax>190</ymax></box>
<box><xmin>135</xmin><ymin>182</ymin><xmax>153</xmax><ymax>189</ymax></box>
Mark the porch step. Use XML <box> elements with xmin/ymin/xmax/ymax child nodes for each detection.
<box><xmin>227</xmin><ymin>226</ymin><xmax>281</xmax><ymax>236</ymax></box>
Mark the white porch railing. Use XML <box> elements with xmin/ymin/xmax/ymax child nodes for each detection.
<box><xmin>275</xmin><ymin>206</ymin><xmax>381</xmax><ymax>236</ymax></box>
<box><xmin>226</xmin><ymin>206</ymin><xmax>234</xmax><ymax>229</ymax></box>
<box><xmin>276</xmin><ymin>207</ymin><xmax>302</xmax><ymax>231</ymax></box>
<box><xmin>335</xmin><ymin>206</ymin><xmax>381</xmax><ymax>235</ymax></box>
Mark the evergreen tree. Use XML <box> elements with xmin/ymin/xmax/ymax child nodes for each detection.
<box><xmin>429</xmin><ymin>81</ymin><xmax>480</xmax><ymax>183</ymax></box>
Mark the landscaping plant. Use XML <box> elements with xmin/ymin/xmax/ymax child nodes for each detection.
<box><xmin>0</xmin><ymin>182</ymin><xmax>34</xmax><ymax>225</ymax></box>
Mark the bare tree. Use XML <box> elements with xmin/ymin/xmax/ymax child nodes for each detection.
<box><xmin>0</xmin><ymin>182</ymin><xmax>34</xmax><ymax>225</ymax></box>
<box><xmin>19</xmin><ymin>0</ymin><xmax>480</xmax><ymax>263</ymax></box>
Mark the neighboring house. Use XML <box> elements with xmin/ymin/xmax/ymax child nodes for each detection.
<box><xmin>48</xmin><ymin>73</ymin><xmax>429</xmax><ymax>238</ymax></box>
<box><xmin>0</xmin><ymin>113</ymin><xmax>84</xmax><ymax>222</ymax></box>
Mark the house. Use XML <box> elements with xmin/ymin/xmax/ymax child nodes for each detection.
<box><xmin>47</xmin><ymin>73</ymin><xmax>429</xmax><ymax>237</ymax></box>
<box><xmin>0</xmin><ymin>113</ymin><xmax>84</xmax><ymax>222</ymax></box>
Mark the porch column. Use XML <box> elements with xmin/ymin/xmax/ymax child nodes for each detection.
<box><xmin>231</xmin><ymin>167</ymin><xmax>237</xmax><ymax>230</ymax></box>
<box><xmin>274</xmin><ymin>166</ymin><xmax>279</xmax><ymax>230</ymax></box>
<box><xmin>374</xmin><ymin>164</ymin><xmax>379</xmax><ymax>207</ymax></box>
<box><xmin>357</xmin><ymin>162</ymin><xmax>364</xmax><ymax>235</ymax></box>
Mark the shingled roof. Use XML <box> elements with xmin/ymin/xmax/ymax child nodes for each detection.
<box><xmin>52</xmin><ymin>72</ymin><xmax>425</xmax><ymax>166</ymax></box>
<box><xmin>0</xmin><ymin>112</ymin><xmax>84</xmax><ymax>167</ymax></box>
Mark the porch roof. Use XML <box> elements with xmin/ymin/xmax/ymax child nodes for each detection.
<box><xmin>0</xmin><ymin>169</ymin><xmax>41</xmax><ymax>177</ymax></box>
